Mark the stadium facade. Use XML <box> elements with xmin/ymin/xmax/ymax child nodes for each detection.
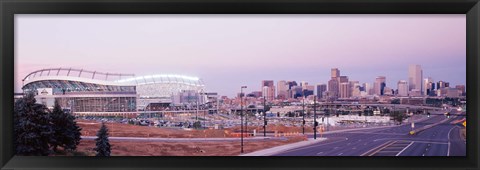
<box><xmin>21</xmin><ymin>68</ymin><xmax>206</xmax><ymax>116</ymax></box>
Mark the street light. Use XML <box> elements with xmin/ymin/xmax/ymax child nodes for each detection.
<box><xmin>263</xmin><ymin>96</ymin><xmax>267</xmax><ymax>137</ymax></box>
<box><xmin>313</xmin><ymin>96</ymin><xmax>317</xmax><ymax>139</ymax></box>
<box><xmin>240</xmin><ymin>86</ymin><xmax>247</xmax><ymax>153</ymax></box>
<box><xmin>302</xmin><ymin>89</ymin><xmax>306</xmax><ymax>134</ymax></box>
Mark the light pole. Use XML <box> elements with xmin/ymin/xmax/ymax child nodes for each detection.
<box><xmin>240</xmin><ymin>86</ymin><xmax>247</xmax><ymax>153</ymax></box>
<box><xmin>302</xmin><ymin>89</ymin><xmax>306</xmax><ymax>134</ymax></box>
<box><xmin>263</xmin><ymin>96</ymin><xmax>267</xmax><ymax>137</ymax></box>
<box><xmin>314</xmin><ymin>96</ymin><xmax>317</xmax><ymax>139</ymax></box>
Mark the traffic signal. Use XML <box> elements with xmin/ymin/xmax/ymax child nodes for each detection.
<box><xmin>302</xmin><ymin>120</ymin><xmax>306</xmax><ymax>125</ymax></box>
<box><xmin>427</xmin><ymin>112</ymin><xmax>430</xmax><ymax>118</ymax></box>
<box><xmin>314</xmin><ymin>121</ymin><xmax>319</xmax><ymax>127</ymax></box>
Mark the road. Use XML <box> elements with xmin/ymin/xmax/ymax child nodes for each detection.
<box><xmin>274</xmin><ymin>112</ymin><xmax>466</xmax><ymax>156</ymax></box>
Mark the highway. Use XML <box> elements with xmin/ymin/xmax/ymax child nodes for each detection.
<box><xmin>274</xmin><ymin>111</ymin><xmax>466</xmax><ymax>156</ymax></box>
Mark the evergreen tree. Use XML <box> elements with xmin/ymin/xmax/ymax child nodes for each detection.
<box><xmin>94</xmin><ymin>123</ymin><xmax>111</xmax><ymax>156</ymax></box>
<box><xmin>50</xmin><ymin>100</ymin><xmax>82</xmax><ymax>152</ymax></box>
<box><xmin>14</xmin><ymin>92</ymin><xmax>54</xmax><ymax>156</ymax></box>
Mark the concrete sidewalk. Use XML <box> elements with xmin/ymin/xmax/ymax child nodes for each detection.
<box><xmin>240</xmin><ymin>138</ymin><xmax>327</xmax><ymax>156</ymax></box>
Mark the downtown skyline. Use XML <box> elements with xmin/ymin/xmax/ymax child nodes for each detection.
<box><xmin>15</xmin><ymin>14</ymin><xmax>466</xmax><ymax>97</ymax></box>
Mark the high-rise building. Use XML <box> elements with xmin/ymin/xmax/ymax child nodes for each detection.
<box><xmin>262</xmin><ymin>80</ymin><xmax>274</xmax><ymax>88</ymax></box>
<box><xmin>374</xmin><ymin>76</ymin><xmax>386</xmax><ymax>96</ymax></box>
<box><xmin>338</xmin><ymin>76</ymin><xmax>348</xmax><ymax>83</ymax></box>
<box><xmin>316</xmin><ymin>84</ymin><xmax>327</xmax><ymax>99</ymax></box>
<box><xmin>423</xmin><ymin>77</ymin><xmax>435</xmax><ymax>96</ymax></box>
<box><xmin>437</xmin><ymin>81</ymin><xmax>449</xmax><ymax>89</ymax></box>
<box><xmin>349</xmin><ymin>81</ymin><xmax>360</xmax><ymax>97</ymax></box>
<box><xmin>339</xmin><ymin>82</ymin><xmax>350</xmax><ymax>98</ymax></box>
<box><xmin>261</xmin><ymin>80</ymin><xmax>275</xmax><ymax>101</ymax></box>
<box><xmin>277</xmin><ymin>80</ymin><xmax>288</xmax><ymax>99</ymax></box>
<box><xmin>331</xmin><ymin>68</ymin><xmax>340</xmax><ymax>78</ymax></box>
<box><xmin>327</xmin><ymin>68</ymin><xmax>348</xmax><ymax>100</ymax></box>
<box><xmin>408</xmin><ymin>64</ymin><xmax>423</xmax><ymax>94</ymax></box>
<box><xmin>291</xmin><ymin>86</ymin><xmax>303</xmax><ymax>99</ymax></box>
<box><xmin>300</xmin><ymin>81</ymin><xmax>308</xmax><ymax>88</ymax></box>
<box><xmin>455</xmin><ymin>85</ymin><xmax>466</xmax><ymax>96</ymax></box>
<box><xmin>362</xmin><ymin>83</ymin><xmax>372</xmax><ymax>95</ymax></box>
<box><xmin>328</xmin><ymin>78</ymin><xmax>339</xmax><ymax>98</ymax></box>
<box><xmin>305</xmin><ymin>85</ymin><xmax>315</xmax><ymax>96</ymax></box>
<box><xmin>397</xmin><ymin>80</ymin><xmax>409</xmax><ymax>96</ymax></box>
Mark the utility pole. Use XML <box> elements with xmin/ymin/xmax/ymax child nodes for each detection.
<box><xmin>240</xmin><ymin>86</ymin><xmax>247</xmax><ymax>153</ymax></box>
<box><xmin>302</xmin><ymin>90</ymin><xmax>306</xmax><ymax>134</ymax></box>
<box><xmin>314</xmin><ymin>96</ymin><xmax>317</xmax><ymax>139</ymax></box>
<box><xmin>263</xmin><ymin>96</ymin><xmax>267</xmax><ymax>137</ymax></box>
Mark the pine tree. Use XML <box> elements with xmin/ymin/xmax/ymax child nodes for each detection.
<box><xmin>94</xmin><ymin>122</ymin><xmax>111</xmax><ymax>156</ymax></box>
<box><xmin>50</xmin><ymin>100</ymin><xmax>82</xmax><ymax>153</ymax></box>
<box><xmin>14</xmin><ymin>92</ymin><xmax>54</xmax><ymax>156</ymax></box>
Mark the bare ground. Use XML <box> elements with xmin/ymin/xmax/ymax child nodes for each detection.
<box><xmin>76</xmin><ymin>136</ymin><xmax>306</xmax><ymax>156</ymax></box>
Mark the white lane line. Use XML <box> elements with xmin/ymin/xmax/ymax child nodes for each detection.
<box><xmin>395</xmin><ymin>141</ymin><xmax>414</xmax><ymax>156</ymax></box>
<box><xmin>338</xmin><ymin>153</ymin><xmax>343</xmax><ymax>156</ymax></box>
<box><xmin>317</xmin><ymin>152</ymin><xmax>324</xmax><ymax>155</ymax></box>
<box><xmin>447</xmin><ymin>126</ymin><xmax>456</xmax><ymax>156</ymax></box>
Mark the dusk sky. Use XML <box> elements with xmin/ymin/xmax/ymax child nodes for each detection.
<box><xmin>15</xmin><ymin>14</ymin><xmax>466</xmax><ymax>97</ymax></box>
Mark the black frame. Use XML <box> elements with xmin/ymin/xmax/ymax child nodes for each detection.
<box><xmin>1</xmin><ymin>0</ymin><xmax>479</xmax><ymax>169</ymax></box>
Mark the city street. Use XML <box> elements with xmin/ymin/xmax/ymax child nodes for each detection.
<box><xmin>274</xmin><ymin>112</ymin><xmax>466</xmax><ymax>156</ymax></box>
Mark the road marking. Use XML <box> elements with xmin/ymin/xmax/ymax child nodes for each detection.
<box><xmin>278</xmin><ymin>137</ymin><xmax>345</xmax><ymax>153</ymax></box>
<box><xmin>395</xmin><ymin>142</ymin><xmax>414</xmax><ymax>156</ymax></box>
<box><xmin>316</xmin><ymin>152</ymin><xmax>323</xmax><ymax>155</ymax></box>
<box><xmin>447</xmin><ymin>126</ymin><xmax>456</xmax><ymax>156</ymax></box>
<box><xmin>360</xmin><ymin>141</ymin><xmax>395</xmax><ymax>156</ymax></box>
<box><xmin>338</xmin><ymin>153</ymin><xmax>343</xmax><ymax>156</ymax></box>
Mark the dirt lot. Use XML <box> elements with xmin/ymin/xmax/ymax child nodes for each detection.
<box><xmin>79</xmin><ymin>120</ymin><xmax>231</xmax><ymax>138</ymax></box>
<box><xmin>78</xmin><ymin>120</ymin><xmax>325</xmax><ymax>138</ymax></box>
<box><xmin>76</xmin><ymin>136</ymin><xmax>306</xmax><ymax>156</ymax></box>
<box><xmin>76</xmin><ymin>120</ymin><xmax>308</xmax><ymax>156</ymax></box>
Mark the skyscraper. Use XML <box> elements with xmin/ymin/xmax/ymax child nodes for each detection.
<box><xmin>408</xmin><ymin>64</ymin><xmax>423</xmax><ymax>94</ymax></box>
<box><xmin>374</xmin><ymin>76</ymin><xmax>386</xmax><ymax>96</ymax></box>
<box><xmin>261</xmin><ymin>80</ymin><xmax>275</xmax><ymax>101</ymax></box>
<box><xmin>339</xmin><ymin>82</ymin><xmax>351</xmax><ymax>98</ymax></box>
<box><xmin>363</xmin><ymin>83</ymin><xmax>372</xmax><ymax>95</ymax></box>
<box><xmin>316</xmin><ymin>84</ymin><xmax>327</xmax><ymax>99</ymax></box>
<box><xmin>327</xmin><ymin>68</ymin><xmax>348</xmax><ymax>100</ymax></box>
<box><xmin>277</xmin><ymin>80</ymin><xmax>288</xmax><ymax>99</ymax></box>
<box><xmin>423</xmin><ymin>77</ymin><xmax>434</xmax><ymax>96</ymax></box>
<box><xmin>397</xmin><ymin>80</ymin><xmax>409</xmax><ymax>96</ymax></box>
<box><xmin>349</xmin><ymin>81</ymin><xmax>361</xmax><ymax>97</ymax></box>
<box><xmin>331</xmin><ymin>68</ymin><xmax>340</xmax><ymax>78</ymax></box>
<box><xmin>437</xmin><ymin>81</ymin><xmax>449</xmax><ymax>89</ymax></box>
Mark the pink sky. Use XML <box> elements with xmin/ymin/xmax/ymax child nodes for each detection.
<box><xmin>15</xmin><ymin>14</ymin><xmax>466</xmax><ymax>97</ymax></box>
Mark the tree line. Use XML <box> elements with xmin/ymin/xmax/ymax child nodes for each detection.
<box><xmin>14</xmin><ymin>92</ymin><xmax>111</xmax><ymax>156</ymax></box>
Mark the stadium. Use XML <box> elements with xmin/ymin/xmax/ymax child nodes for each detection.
<box><xmin>21</xmin><ymin>68</ymin><xmax>206</xmax><ymax>116</ymax></box>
